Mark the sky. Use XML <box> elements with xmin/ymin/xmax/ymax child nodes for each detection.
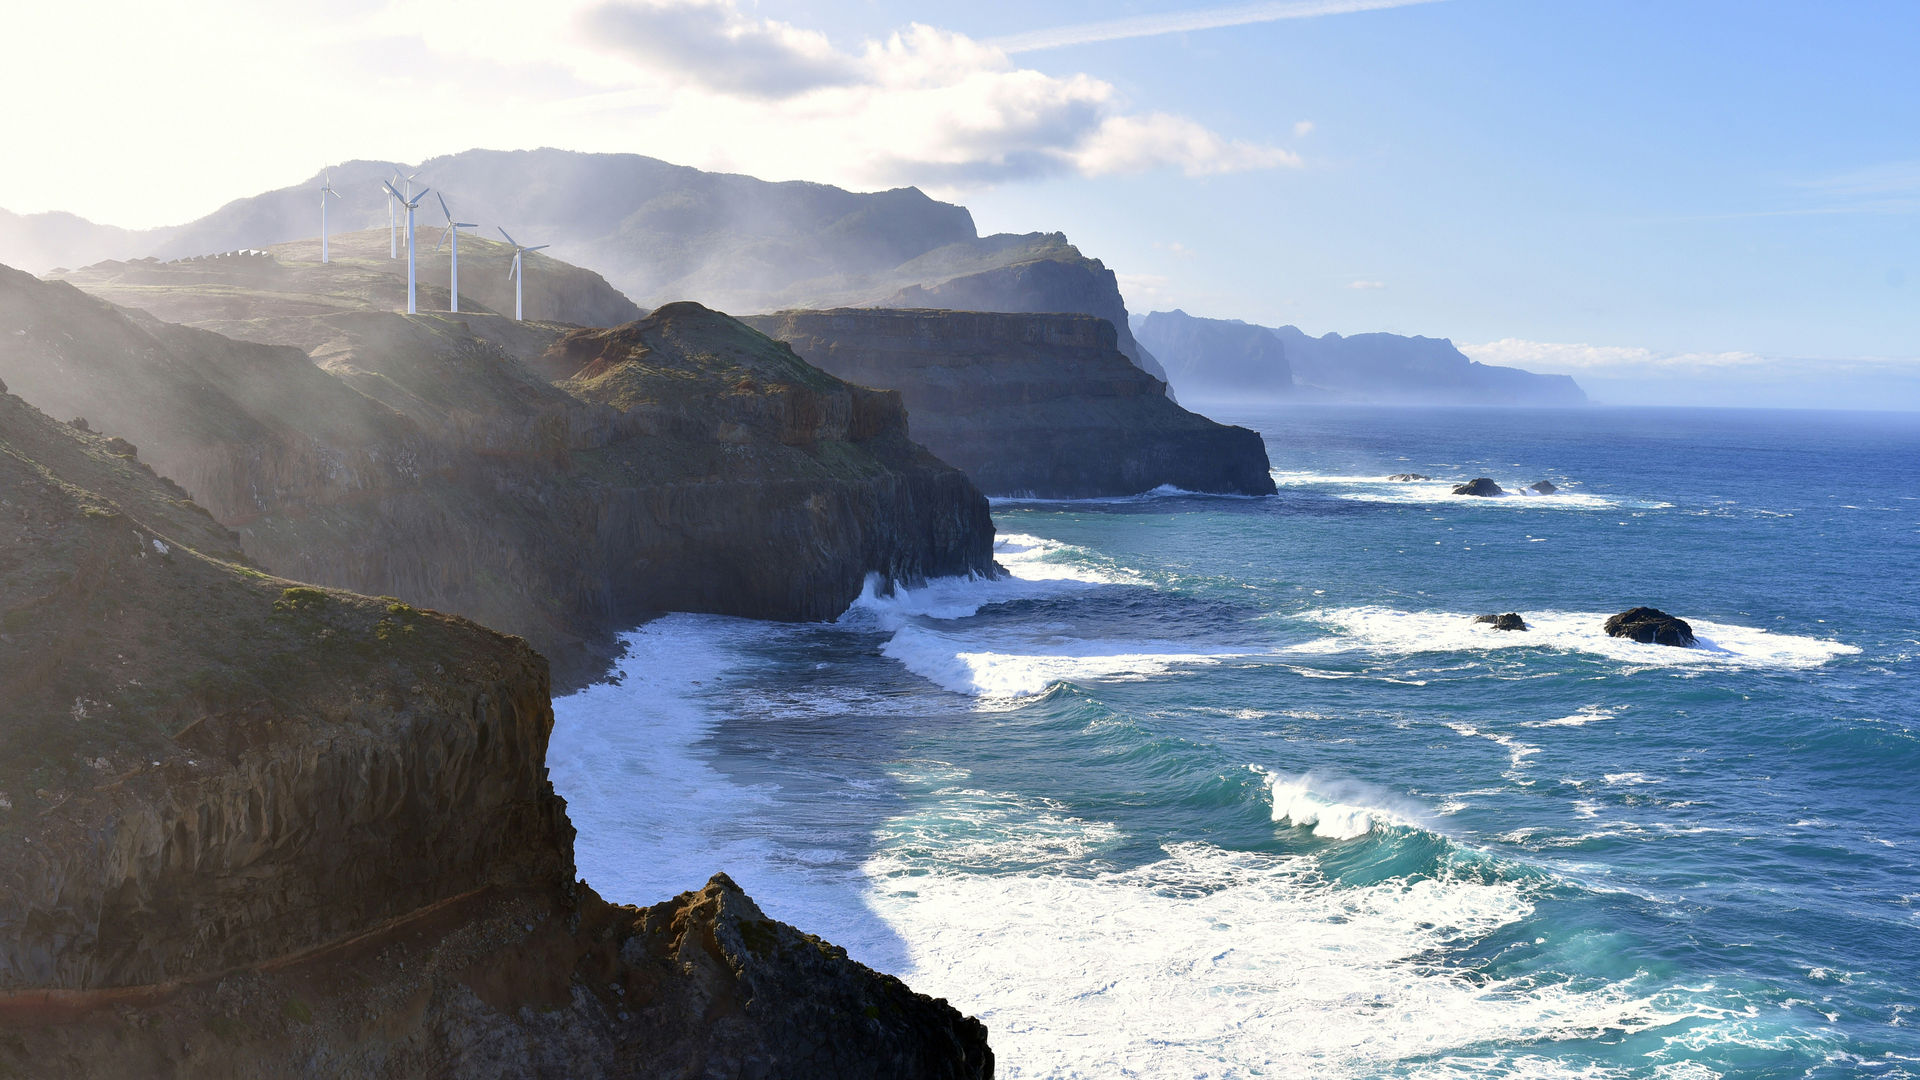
<box><xmin>1</xmin><ymin>0</ymin><xmax>1916</xmax><ymax>407</ymax></box>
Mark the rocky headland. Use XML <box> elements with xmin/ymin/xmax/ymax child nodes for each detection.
<box><xmin>0</xmin><ymin>263</ymin><xmax>994</xmax><ymax>687</ymax></box>
<box><xmin>745</xmin><ymin>308</ymin><xmax>1276</xmax><ymax>499</ymax></box>
<box><xmin>3</xmin><ymin>150</ymin><xmax>1168</xmax><ymax>380</ymax></box>
<box><xmin>1135</xmin><ymin>308</ymin><xmax>1587</xmax><ymax>406</ymax></box>
<box><xmin>0</xmin><ymin>378</ymin><xmax>993</xmax><ymax>1076</ymax></box>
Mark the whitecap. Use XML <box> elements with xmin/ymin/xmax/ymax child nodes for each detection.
<box><xmin>862</xmin><ymin>839</ymin><xmax>1692</xmax><ymax>1079</ymax></box>
<box><xmin>879</xmin><ymin>623</ymin><xmax>1247</xmax><ymax>698</ymax></box>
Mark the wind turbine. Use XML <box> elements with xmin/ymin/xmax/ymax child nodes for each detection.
<box><xmin>383</xmin><ymin>170</ymin><xmax>418</xmax><ymax>259</ymax></box>
<box><xmin>498</xmin><ymin>228</ymin><xmax>549</xmax><ymax>321</ymax></box>
<box><xmin>383</xmin><ymin>179</ymin><xmax>432</xmax><ymax>314</ymax></box>
<box><xmin>434</xmin><ymin>192</ymin><xmax>477</xmax><ymax>313</ymax></box>
<box><xmin>319</xmin><ymin>172</ymin><xmax>341</xmax><ymax>263</ymax></box>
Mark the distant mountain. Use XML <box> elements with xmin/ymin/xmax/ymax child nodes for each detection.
<box><xmin>1134</xmin><ymin>309</ymin><xmax>1585</xmax><ymax>406</ymax></box>
<box><xmin>1</xmin><ymin>147</ymin><xmax>1163</xmax><ymax>376</ymax></box>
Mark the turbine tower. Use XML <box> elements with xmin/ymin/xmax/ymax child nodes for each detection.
<box><xmin>383</xmin><ymin>179</ymin><xmax>432</xmax><ymax>314</ymax></box>
<box><xmin>498</xmin><ymin>228</ymin><xmax>550</xmax><ymax>321</ymax></box>
<box><xmin>434</xmin><ymin>192</ymin><xmax>477</xmax><ymax>313</ymax></box>
<box><xmin>319</xmin><ymin>172</ymin><xmax>341</xmax><ymax>263</ymax></box>
<box><xmin>384</xmin><ymin>170</ymin><xmax>418</xmax><ymax>259</ymax></box>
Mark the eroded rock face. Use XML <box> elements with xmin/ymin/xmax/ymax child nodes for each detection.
<box><xmin>1474</xmin><ymin>613</ymin><xmax>1529</xmax><ymax>631</ymax></box>
<box><xmin>0</xmin><ymin>384</ymin><xmax>993</xmax><ymax>1077</ymax></box>
<box><xmin>1530</xmin><ymin>480</ymin><xmax>1557</xmax><ymax>494</ymax></box>
<box><xmin>1453</xmin><ymin>478</ymin><xmax>1504</xmax><ymax>497</ymax></box>
<box><xmin>744</xmin><ymin>308</ymin><xmax>1276</xmax><ymax>499</ymax></box>
<box><xmin>1387</xmin><ymin>473</ymin><xmax>1430</xmax><ymax>482</ymax></box>
<box><xmin>1604</xmin><ymin>607</ymin><xmax>1696</xmax><ymax>647</ymax></box>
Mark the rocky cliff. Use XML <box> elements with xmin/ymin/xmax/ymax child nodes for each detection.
<box><xmin>0</xmin><ymin>379</ymin><xmax>993</xmax><ymax>1076</ymax></box>
<box><xmin>1136</xmin><ymin>308</ymin><xmax>1587</xmax><ymax>406</ymax></box>
<box><xmin>0</xmin><ymin>264</ymin><xmax>995</xmax><ymax>688</ymax></box>
<box><xmin>746</xmin><ymin>308</ymin><xmax>1276</xmax><ymax>499</ymax></box>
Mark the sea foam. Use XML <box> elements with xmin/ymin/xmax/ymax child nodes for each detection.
<box><xmin>1269</xmin><ymin>470</ymin><xmax>1671</xmax><ymax>511</ymax></box>
<box><xmin>1295</xmin><ymin>606</ymin><xmax>1859</xmax><ymax>670</ymax></box>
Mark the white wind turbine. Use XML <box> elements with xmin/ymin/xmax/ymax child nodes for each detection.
<box><xmin>318</xmin><ymin>172</ymin><xmax>341</xmax><ymax>263</ymax></box>
<box><xmin>384</xmin><ymin>170</ymin><xmax>418</xmax><ymax>259</ymax></box>
<box><xmin>498</xmin><ymin>228</ymin><xmax>549</xmax><ymax>321</ymax></box>
<box><xmin>434</xmin><ymin>192</ymin><xmax>477</xmax><ymax>313</ymax></box>
<box><xmin>383</xmin><ymin>179</ymin><xmax>432</xmax><ymax>314</ymax></box>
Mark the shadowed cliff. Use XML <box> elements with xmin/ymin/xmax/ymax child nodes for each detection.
<box><xmin>746</xmin><ymin>308</ymin><xmax>1276</xmax><ymax>499</ymax></box>
<box><xmin>0</xmin><ymin>263</ymin><xmax>994</xmax><ymax>688</ymax></box>
<box><xmin>0</xmin><ymin>378</ymin><xmax>994</xmax><ymax>1077</ymax></box>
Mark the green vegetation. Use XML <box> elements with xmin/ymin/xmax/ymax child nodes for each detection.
<box><xmin>272</xmin><ymin>586</ymin><xmax>330</xmax><ymax>613</ymax></box>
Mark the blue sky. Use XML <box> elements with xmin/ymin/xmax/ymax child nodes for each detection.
<box><xmin>2</xmin><ymin>0</ymin><xmax>1915</xmax><ymax>406</ymax></box>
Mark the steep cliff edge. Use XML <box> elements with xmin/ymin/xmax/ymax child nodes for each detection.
<box><xmin>0</xmin><ymin>264</ymin><xmax>994</xmax><ymax>687</ymax></box>
<box><xmin>0</xmin><ymin>381</ymin><xmax>993</xmax><ymax>1076</ymax></box>
<box><xmin>745</xmin><ymin>308</ymin><xmax>1276</xmax><ymax>499</ymax></box>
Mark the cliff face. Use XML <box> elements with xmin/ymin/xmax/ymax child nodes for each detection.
<box><xmin>746</xmin><ymin>308</ymin><xmax>1277</xmax><ymax>499</ymax></box>
<box><xmin>1136</xmin><ymin>308</ymin><xmax>1588</xmax><ymax>406</ymax></box>
<box><xmin>0</xmin><ymin>381</ymin><xmax>993</xmax><ymax>1076</ymax></box>
<box><xmin>880</xmin><ymin>237</ymin><xmax>1168</xmax><ymax>380</ymax></box>
<box><xmin>0</xmin><ymin>265</ymin><xmax>995</xmax><ymax>688</ymax></box>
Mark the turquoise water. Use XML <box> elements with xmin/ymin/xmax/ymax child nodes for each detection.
<box><xmin>549</xmin><ymin>405</ymin><xmax>1920</xmax><ymax>1078</ymax></box>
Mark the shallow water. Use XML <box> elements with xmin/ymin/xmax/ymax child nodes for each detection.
<box><xmin>550</xmin><ymin>405</ymin><xmax>1920</xmax><ymax>1079</ymax></box>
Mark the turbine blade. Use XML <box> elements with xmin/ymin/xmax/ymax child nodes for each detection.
<box><xmin>457</xmin><ymin>222</ymin><xmax>477</xmax><ymax>228</ymax></box>
<box><xmin>526</xmin><ymin>244</ymin><xmax>550</xmax><ymax>252</ymax></box>
<box><xmin>497</xmin><ymin>227</ymin><xmax>518</xmax><ymax>246</ymax></box>
<box><xmin>436</xmin><ymin>226</ymin><xmax>451</xmax><ymax>251</ymax></box>
<box><xmin>436</xmin><ymin>191</ymin><xmax>450</xmax><ymax>219</ymax></box>
<box><xmin>383</xmin><ymin>180</ymin><xmax>404</xmax><ymax>201</ymax></box>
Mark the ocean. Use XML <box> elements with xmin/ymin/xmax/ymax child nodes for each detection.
<box><xmin>547</xmin><ymin>405</ymin><xmax>1920</xmax><ymax>1079</ymax></box>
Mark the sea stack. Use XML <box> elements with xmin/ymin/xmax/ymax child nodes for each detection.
<box><xmin>1474</xmin><ymin>613</ymin><xmax>1529</xmax><ymax>631</ymax></box>
<box><xmin>1604</xmin><ymin>607</ymin><xmax>1697</xmax><ymax>646</ymax></box>
<box><xmin>1453</xmin><ymin>478</ymin><xmax>1504</xmax><ymax>497</ymax></box>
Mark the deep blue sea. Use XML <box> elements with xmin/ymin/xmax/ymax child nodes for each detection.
<box><xmin>549</xmin><ymin>405</ymin><xmax>1920</xmax><ymax>1079</ymax></box>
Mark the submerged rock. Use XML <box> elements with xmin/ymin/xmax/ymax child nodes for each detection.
<box><xmin>1386</xmin><ymin>473</ymin><xmax>1431</xmax><ymax>482</ymax></box>
<box><xmin>1604</xmin><ymin>606</ymin><xmax>1696</xmax><ymax>647</ymax></box>
<box><xmin>1452</xmin><ymin>477</ymin><xmax>1504</xmax><ymax>497</ymax></box>
<box><xmin>1529</xmin><ymin>480</ymin><xmax>1557</xmax><ymax>494</ymax></box>
<box><xmin>1473</xmin><ymin>613</ymin><xmax>1529</xmax><ymax>631</ymax></box>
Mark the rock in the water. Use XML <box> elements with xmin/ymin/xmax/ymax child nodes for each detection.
<box><xmin>1473</xmin><ymin>613</ymin><xmax>1528</xmax><ymax>631</ymax></box>
<box><xmin>1387</xmin><ymin>473</ymin><xmax>1431</xmax><ymax>482</ymax></box>
<box><xmin>1604</xmin><ymin>606</ymin><xmax>1696</xmax><ymax>647</ymax></box>
<box><xmin>1452</xmin><ymin>477</ymin><xmax>1504</xmax><ymax>497</ymax></box>
<box><xmin>1529</xmin><ymin>480</ymin><xmax>1557</xmax><ymax>494</ymax></box>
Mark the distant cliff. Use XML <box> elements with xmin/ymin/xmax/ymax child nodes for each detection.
<box><xmin>747</xmin><ymin>308</ymin><xmax>1275</xmax><ymax>499</ymax></box>
<box><xmin>3</xmin><ymin>148</ymin><xmax>1166</xmax><ymax>379</ymax></box>
<box><xmin>0</xmin><ymin>378</ymin><xmax>994</xmax><ymax>1077</ymax></box>
<box><xmin>0</xmin><ymin>263</ymin><xmax>994</xmax><ymax>687</ymax></box>
<box><xmin>1135</xmin><ymin>308</ymin><xmax>1587</xmax><ymax>406</ymax></box>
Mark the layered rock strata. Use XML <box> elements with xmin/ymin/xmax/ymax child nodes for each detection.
<box><xmin>746</xmin><ymin>308</ymin><xmax>1275</xmax><ymax>499</ymax></box>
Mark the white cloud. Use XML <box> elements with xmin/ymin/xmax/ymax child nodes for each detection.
<box><xmin>0</xmin><ymin>0</ymin><xmax>1299</xmax><ymax>227</ymax></box>
<box><xmin>1347</xmin><ymin>279</ymin><xmax>1385</xmax><ymax>289</ymax></box>
<box><xmin>582</xmin><ymin>0</ymin><xmax>857</xmax><ymax>99</ymax></box>
<box><xmin>988</xmin><ymin>0</ymin><xmax>1446</xmax><ymax>53</ymax></box>
<box><xmin>1293</xmin><ymin>120</ymin><xmax>1316</xmax><ymax>138</ymax></box>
